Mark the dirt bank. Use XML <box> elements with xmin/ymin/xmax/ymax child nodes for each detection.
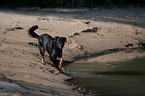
<box><xmin>0</xmin><ymin>8</ymin><xmax>145</xmax><ymax>96</ymax></box>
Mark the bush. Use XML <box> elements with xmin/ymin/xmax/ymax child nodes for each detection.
<box><xmin>0</xmin><ymin>0</ymin><xmax>144</xmax><ymax>8</ymax></box>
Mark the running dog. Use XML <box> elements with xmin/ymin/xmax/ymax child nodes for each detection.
<box><xmin>28</xmin><ymin>25</ymin><xmax>67</xmax><ymax>71</ymax></box>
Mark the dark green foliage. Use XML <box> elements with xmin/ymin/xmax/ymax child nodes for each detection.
<box><xmin>73</xmin><ymin>32</ymin><xmax>80</xmax><ymax>36</ymax></box>
<box><xmin>82</xmin><ymin>27</ymin><xmax>98</xmax><ymax>33</ymax></box>
<box><xmin>14</xmin><ymin>27</ymin><xmax>24</xmax><ymax>29</ymax></box>
<box><xmin>0</xmin><ymin>0</ymin><xmax>144</xmax><ymax>8</ymax></box>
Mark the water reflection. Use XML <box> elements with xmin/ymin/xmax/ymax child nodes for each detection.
<box><xmin>65</xmin><ymin>56</ymin><xmax>145</xmax><ymax>96</ymax></box>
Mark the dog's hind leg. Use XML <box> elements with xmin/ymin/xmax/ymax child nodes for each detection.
<box><xmin>47</xmin><ymin>52</ymin><xmax>54</xmax><ymax>66</ymax></box>
<box><xmin>42</xmin><ymin>55</ymin><xmax>45</xmax><ymax>64</ymax></box>
<box><xmin>38</xmin><ymin>43</ymin><xmax>45</xmax><ymax>64</ymax></box>
<box><xmin>49</xmin><ymin>56</ymin><xmax>53</xmax><ymax>65</ymax></box>
<box><xmin>40</xmin><ymin>48</ymin><xmax>45</xmax><ymax>64</ymax></box>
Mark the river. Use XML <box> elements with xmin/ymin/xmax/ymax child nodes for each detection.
<box><xmin>65</xmin><ymin>51</ymin><xmax>145</xmax><ymax>96</ymax></box>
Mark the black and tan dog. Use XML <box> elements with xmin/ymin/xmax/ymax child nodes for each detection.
<box><xmin>28</xmin><ymin>25</ymin><xmax>67</xmax><ymax>71</ymax></box>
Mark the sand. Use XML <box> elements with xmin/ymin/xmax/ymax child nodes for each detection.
<box><xmin>0</xmin><ymin>7</ymin><xmax>145</xmax><ymax>96</ymax></box>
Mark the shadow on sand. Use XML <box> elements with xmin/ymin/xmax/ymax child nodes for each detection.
<box><xmin>0</xmin><ymin>8</ymin><xmax>145</xmax><ymax>28</ymax></box>
<box><xmin>29</xmin><ymin>41</ymin><xmax>144</xmax><ymax>67</ymax></box>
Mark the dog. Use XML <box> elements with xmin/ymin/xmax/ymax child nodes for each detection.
<box><xmin>28</xmin><ymin>25</ymin><xmax>67</xmax><ymax>71</ymax></box>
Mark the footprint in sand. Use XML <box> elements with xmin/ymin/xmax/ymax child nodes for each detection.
<box><xmin>0</xmin><ymin>42</ymin><xmax>6</xmax><ymax>49</ymax></box>
<box><xmin>3</xmin><ymin>31</ymin><xmax>7</xmax><ymax>34</ymax></box>
<box><xmin>40</xmin><ymin>66</ymin><xmax>56</xmax><ymax>74</ymax></box>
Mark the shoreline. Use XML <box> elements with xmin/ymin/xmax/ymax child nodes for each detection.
<box><xmin>0</xmin><ymin>8</ymin><xmax>145</xmax><ymax>96</ymax></box>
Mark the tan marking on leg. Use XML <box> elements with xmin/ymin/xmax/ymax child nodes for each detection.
<box><xmin>58</xmin><ymin>58</ymin><xmax>63</xmax><ymax>69</ymax></box>
<box><xmin>42</xmin><ymin>56</ymin><xmax>45</xmax><ymax>64</ymax></box>
<box><xmin>50</xmin><ymin>60</ymin><xmax>53</xmax><ymax>65</ymax></box>
<box><xmin>58</xmin><ymin>58</ymin><xmax>65</xmax><ymax>72</ymax></box>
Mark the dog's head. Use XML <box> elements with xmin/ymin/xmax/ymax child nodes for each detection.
<box><xmin>54</xmin><ymin>36</ymin><xmax>67</xmax><ymax>49</ymax></box>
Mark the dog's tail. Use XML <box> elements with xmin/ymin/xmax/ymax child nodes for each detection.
<box><xmin>28</xmin><ymin>25</ymin><xmax>40</xmax><ymax>38</ymax></box>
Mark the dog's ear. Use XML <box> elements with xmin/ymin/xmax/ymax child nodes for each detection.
<box><xmin>54</xmin><ymin>36</ymin><xmax>59</xmax><ymax>40</ymax></box>
<box><xmin>63</xmin><ymin>37</ymin><xmax>67</xmax><ymax>43</ymax></box>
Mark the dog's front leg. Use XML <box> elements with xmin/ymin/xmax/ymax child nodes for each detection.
<box><xmin>58</xmin><ymin>57</ymin><xmax>62</xmax><ymax>69</ymax></box>
<box><xmin>59</xmin><ymin>58</ymin><xmax>65</xmax><ymax>72</ymax></box>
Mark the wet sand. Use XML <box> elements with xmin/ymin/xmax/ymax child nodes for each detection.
<box><xmin>0</xmin><ymin>7</ymin><xmax>145</xmax><ymax>96</ymax></box>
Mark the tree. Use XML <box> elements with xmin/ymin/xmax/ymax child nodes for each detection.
<box><xmin>106</xmin><ymin>0</ymin><xmax>112</xmax><ymax>6</ymax></box>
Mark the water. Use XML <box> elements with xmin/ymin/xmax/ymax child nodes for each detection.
<box><xmin>65</xmin><ymin>56</ymin><xmax>145</xmax><ymax>96</ymax></box>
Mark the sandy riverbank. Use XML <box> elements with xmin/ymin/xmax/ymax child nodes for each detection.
<box><xmin>0</xmin><ymin>7</ymin><xmax>145</xmax><ymax>96</ymax></box>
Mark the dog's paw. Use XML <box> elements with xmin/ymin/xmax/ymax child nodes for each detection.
<box><xmin>42</xmin><ymin>62</ymin><xmax>46</xmax><ymax>65</ymax></box>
